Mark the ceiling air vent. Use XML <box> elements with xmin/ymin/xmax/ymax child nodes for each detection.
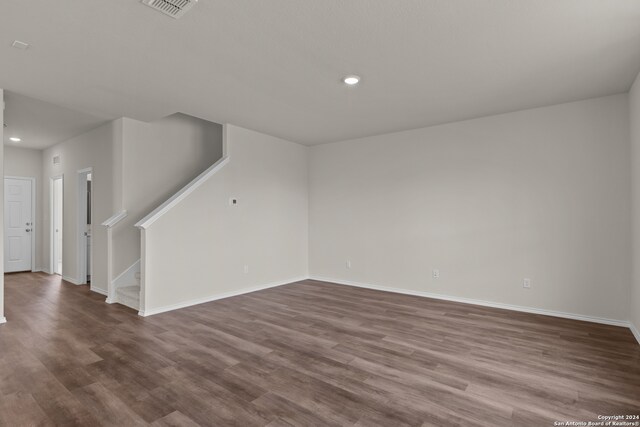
<box><xmin>141</xmin><ymin>0</ymin><xmax>198</xmax><ymax>19</ymax></box>
<box><xmin>53</xmin><ymin>155</ymin><xmax>61</xmax><ymax>165</ymax></box>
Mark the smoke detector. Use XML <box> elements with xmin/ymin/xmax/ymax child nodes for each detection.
<box><xmin>141</xmin><ymin>0</ymin><xmax>198</xmax><ymax>19</ymax></box>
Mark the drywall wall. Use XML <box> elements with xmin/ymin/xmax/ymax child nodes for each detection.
<box><xmin>112</xmin><ymin>118</ymin><xmax>124</xmax><ymax>212</ymax></box>
<box><xmin>112</xmin><ymin>113</ymin><xmax>223</xmax><ymax>278</ymax></box>
<box><xmin>630</xmin><ymin>73</ymin><xmax>640</xmax><ymax>337</ymax></box>
<box><xmin>0</xmin><ymin>88</ymin><xmax>4</xmax><ymax>323</ymax></box>
<box><xmin>141</xmin><ymin>124</ymin><xmax>308</xmax><ymax>314</ymax></box>
<box><xmin>309</xmin><ymin>94</ymin><xmax>631</xmax><ymax>322</ymax></box>
<box><xmin>42</xmin><ymin>121</ymin><xmax>116</xmax><ymax>293</ymax></box>
<box><xmin>4</xmin><ymin>146</ymin><xmax>43</xmax><ymax>271</ymax></box>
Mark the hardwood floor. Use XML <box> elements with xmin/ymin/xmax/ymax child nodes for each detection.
<box><xmin>0</xmin><ymin>272</ymin><xmax>638</xmax><ymax>426</ymax></box>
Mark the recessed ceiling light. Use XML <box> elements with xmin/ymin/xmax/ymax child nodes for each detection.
<box><xmin>9</xmin><ymin>137</ymin><xmax>21</xmax><ymax>143</ymax></box>
<box><xmin>343</xmin><ymin>75</ymin><xmax>361</xmax><ymax>86</ymax></box>
<box><xmin>11</xmin><ymin>40</ymin><xmax>30</xmax><ymax>50</ymax></box>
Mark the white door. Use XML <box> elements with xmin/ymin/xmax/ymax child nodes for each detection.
<box><xmin>4</xmin><ymin>178</ymin><xmax>33</xmax><ymax>272</ymax></box>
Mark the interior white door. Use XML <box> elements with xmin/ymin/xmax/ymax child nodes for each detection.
<box><xmin>4</xmin><ymin>178</ymin><xmax>33</xmax><ymax>272</ymax></box>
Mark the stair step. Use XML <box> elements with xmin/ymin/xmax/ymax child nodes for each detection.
<box><xmin>116</xmin><ymin>285</ymin><xmax>140</xmax><ymax>310</ymax></box>
<box><xmin>117</xmin><ymin>285</ymin><xmax>140</xmax><ymax>298</ymax></box>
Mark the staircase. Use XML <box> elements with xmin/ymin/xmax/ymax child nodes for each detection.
<box><xmin>106</xmin><ymin>259</ymin><xmax>141</xmax><ymax>311</ymax></box>
<box><xmin>102</xmin><ymin>118</ymin><xmax>226</xmax><ymax>316</ymax></box>
<box><xmin>116</xmin><ymin>286</ymin><xmax>139</xmax><ymax>310</ymax></box>
<box><xmin>115</xmin><ymin>270</ymin><xmax>140</xmax><ymax>310</ymax></box>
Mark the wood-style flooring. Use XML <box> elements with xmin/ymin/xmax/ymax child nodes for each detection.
<box><xmin>0</xmin><ymin>272</ymin><xmax>639</xmax><ymax>426</ymax></box>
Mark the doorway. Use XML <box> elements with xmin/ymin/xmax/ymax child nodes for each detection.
<box><xmin>77</xmin><ymin>168</ymin><xmax>92</xmax><ymax>285</ymax></box>
<box><xmin>51</xmin><ymin>176</ymin><xmax>63</xmax><ymax>275</ymax></box>
<box><xmin>4</xmin><ymin>177</ymin><xmax>35</xmax><ymax>273</ymax></box>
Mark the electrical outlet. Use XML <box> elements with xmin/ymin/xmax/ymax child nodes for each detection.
<box><xmin>523</xmin><ymin>278</ymin><xmax>531</xmax><ymax>289</ymax></box>
<box><xmin>432</xmin><ymin>269</ymin><xmax>440</xmax><ymax>279</ymax></box>
<box><xmin>243</xmin><ymin>265</ymin><xmax>249</xmax><ymax>274</ymax></box>
<box><xmin>346</xmin><ymin>260</ymin><xmax>352</xmax><ymax>269</ymax></box>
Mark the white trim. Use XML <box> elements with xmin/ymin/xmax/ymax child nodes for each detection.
<box><xmin>62</xmin><ymin>275</ymin><xmax>82</xmax><ymax>285</ymax></box>
<box><xmin>31</xmin><ymin>178</ymin><xmax>36</xmax><ymax>273</ymax></box>
<box><xmin>102</xmin><ymin>210</ymin><xmax>127</xmax><ymax>228</ymax></box>
<box><xmin>138</xmin><ymin>276</ymin><xmax>307</xmax><ymax>317</ymax></box>
<box><xmin>90</xmin><ymin>286</ymin><xmax>108</xmax><ymax>296</ymax></box>
<box><xmin>4</xmin><ymin>176</ymin><xmax>36</xmax><ymax>273</ymax></box>
<box><xmin>308</xmin><ymin>276</ymin><xmax>631</xmax><ymax>328</ymax></box>
<box><xmin>630</xmin><ymin>322</ymin><xmax>640</xmax><ymax>345</ymax></box>
<box><xmin>50</xmin><ymin>175</ymin><xmax>63</xmax><ymax>275</ymax></box>
<box><xmin>139</xmin><ymin>229</ymin><xmax>147</xmax><ymax>314</ymax></box>
<box><xmin>135</xmin><ymin>156</ymin><xmax>230</xmax><ymax>230</ymax></box>
<box><xmin>76</xmin><ymin>168</ymin><xmax>92</xmax><ymax>286</ymax></box>
<box><xmin>0</xmin><ymin>317</ymin><xmax>6</xmax><ymax>324</ymax></box>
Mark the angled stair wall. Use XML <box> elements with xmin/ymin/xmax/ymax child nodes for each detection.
<box><xmin>136</xmin><ymin>124</ymin><xmax>309</xmax><ymax>316</ymax></box>
<box><xmin>105</xmin><ymin>113</ymin><xmax>223</xmax><ymax>311</ymax></box>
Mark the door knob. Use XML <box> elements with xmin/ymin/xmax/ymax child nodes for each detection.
<box><xmin>26</xmin><ymin>229</ymin><xmax>31</xmax><ymax>232</ymax></box>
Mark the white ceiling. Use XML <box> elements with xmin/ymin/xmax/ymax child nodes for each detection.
<box><xmin>3</xmin><ymin>91</ymin><xmax>108</xmax><ymax>150</ymax></box>
<box><xmin>1</xmin><ymin>0</ymin><xmax>640</xmax><ymax>145</ymax></box>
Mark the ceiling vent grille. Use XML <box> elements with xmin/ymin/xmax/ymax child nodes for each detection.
<box><xmin>141</xmin><ymin>0</ymin><xmax>197</xmax><ymax>19</ymax></box>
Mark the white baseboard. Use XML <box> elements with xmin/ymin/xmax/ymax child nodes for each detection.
<box><xmin>62</xmin><ymin>275</ymin><xmax>83</xmax><ymax>285</ymax></box>
<box><xmin>90</xmin><ymin>286</ymin><xmax>108</xmax><ymax>297</ymax></box>
<box><xmin>139</xmin><ymin>276</ymin><xmax>307</xmax><ymax>317</ymax></box>
<box><xmin>0</xmin><ymin>317</ymin><xmax>6</xmax><ymax>324</ymax></box>
<box><xmin>308</xmin><ymin>276</ymin><xmax>630</xmax><ymax>328</ymax></box>
<box><xmin>630</xmin><ymin>322</ymin><xmax>640</xmax><ymax>345</ymax></box>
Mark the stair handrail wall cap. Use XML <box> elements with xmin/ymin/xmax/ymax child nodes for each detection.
<box><xmin>102</xmin><ymin>210</ymin><xmax>128</xmax><ymax>228</ymax></box>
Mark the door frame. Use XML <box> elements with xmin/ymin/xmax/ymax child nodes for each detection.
<box><xmin>4</xmin><ymin>176</ymin><xmax>36</xmax><ymax>272</ymax></box>
<box><xmin>50</xmin><ymin>174</ymin><xmax>63</xmax><ymax>275</ymax></box>
<box><xmin>76</xmin><ymin>167</ymin><xmax>92</xmax><ymax>285</ymax></box>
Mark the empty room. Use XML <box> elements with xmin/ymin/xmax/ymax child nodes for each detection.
<box><xmin>0</xmin><ymin>1</ymin><xmax>639</xmax><ymax>426</ymax></box>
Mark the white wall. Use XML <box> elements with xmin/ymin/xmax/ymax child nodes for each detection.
<box><xmin>630</xmin><ymin>73</ymin><xmax>640</xmax><ymax>335</ymax></box>
<box><xmin>0</xmin><ymin>88</ymin><xmax>4</xmax><ymax>323</ymax></box>
<box><xmin>4</xmin><ymin>146</ymin><xmax>43</xmax><ymax>270</ymax></box>
<box><xmin>309</xmin><ymin>94</ymin><xmax>631</xmax><ymax>322</ymax></box>
<box><xmin>42</xmin><ymin>122</ymin><xmax>116</xmax><ymax>292</ymax></box>
<box><xmin>112</xmin><ymin>113</ymin><xmax>223</xmax><ymax>277</ymax></box>
<box><xmin>141</xmin><ymin>124</ymin><xmax>308</xmax><ymax>314</ymax></box>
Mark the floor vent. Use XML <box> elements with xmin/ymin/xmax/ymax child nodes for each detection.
<box><xmin>141</xmin><ymin>0</ymin><xmax>197</xmax><ymax>19</ymax></box>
